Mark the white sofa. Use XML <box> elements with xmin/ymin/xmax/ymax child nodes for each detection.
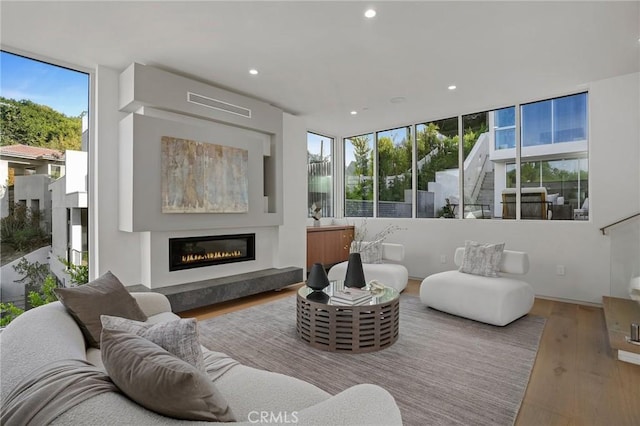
<box><xmin>0</xmin><ymin>293</ymin><xmax>402</xmax><ymax>425</ymax></box>
<box><xmin>419</xmin><ymin>248</ymin><xmax>535</xmax><ymax>326</ymax></box>
<box><xmin>328</xmin><ymin>243</ymin><xmax>408</xmax><ymax>292</ymax></box>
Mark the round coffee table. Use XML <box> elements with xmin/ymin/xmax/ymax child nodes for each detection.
<box><xmin>296</xmin><ymin>280</ymin><xmax>400</xmax><ymax>353</ymax></box>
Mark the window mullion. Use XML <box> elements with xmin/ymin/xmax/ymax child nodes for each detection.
<box><xmin>515</xmin><ymin>104</ymin><xmax>521</xmax><ymax>220</ymax></box>
<box><xmin>411</xmin><ymin>123</ymin><xmax>417</xmax><ymax>219</ymax></box>
<box><xmin>458</xmin><ymin>115</ymin><xmax>464</xmax><ymax>219</ymax></box>
<box><xmin>373</xmin><ymin>132</ymin><xmax>379</xmax><ymax>218</ymax></box>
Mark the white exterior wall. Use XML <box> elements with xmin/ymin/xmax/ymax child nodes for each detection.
<box><xmin>49</xmin><ymin>149</ymin><xmax>88</xmax><ymax>284</ymax></box>
<box><xmin>13</xmin><ymin>174</ymin><xmax>53</xmax><ymax>232</ymax></box>
<box><xmin>0</xmin><ymin>160</ymin><xmax>9</xmax><ymax>218</ymax></box>
<box><xmin>0</xmin><ymin>246</ymin><xmax>51</xmax><ymax>308</ymax></box>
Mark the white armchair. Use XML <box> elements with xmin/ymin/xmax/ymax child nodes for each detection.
<box><xmin>420</xmin><ymin>247</ymin><xmax>534</xmax><ymax>326</ymax></box>
<box><xmin>328</xmin><ymin>243</ymin><xmax>408</xmax><ymax>292</ymax></box>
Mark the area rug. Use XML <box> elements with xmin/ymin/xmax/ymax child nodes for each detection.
<box><xmin>199</xmin><ymin>295</ymin><xmax>545</xmax><ymax>426</ymax></box>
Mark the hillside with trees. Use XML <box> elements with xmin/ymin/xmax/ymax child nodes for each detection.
<box><xmin>0</xmin><ymin>97</ymin><xmax>82</xmax><ymax>150</ymax></box>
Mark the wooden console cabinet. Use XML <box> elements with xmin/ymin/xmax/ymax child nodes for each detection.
<box><xmin>306</xmin><ymin>225</ymin><xmax>355</xmax><ymax>270</ymax></box>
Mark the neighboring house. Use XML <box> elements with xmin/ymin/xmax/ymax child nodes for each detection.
<box><xmin>0</xmin><ymin>144</ymin><xmax>65</xmax><ymax>231</ymax></box>
<box><xmin>0</xmin><ymin>149</ymin><xmax>87</xmax><ymax>302</ymax></box>
<box><xmin>48</xmin><ymin>150</ymin><xmax>88</xmax><ymax>286</ymax></box>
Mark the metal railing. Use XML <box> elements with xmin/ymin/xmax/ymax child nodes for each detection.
<box><xmin>600</xmin><ymin>212</ymin><xmax>640</xmax><ymax>235</ymax></box>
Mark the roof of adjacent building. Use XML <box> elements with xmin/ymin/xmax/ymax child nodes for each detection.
<box><xmin>0</xmin><ymin>144</ymin><xmax>64</xmax><ymax>161</ymax></box>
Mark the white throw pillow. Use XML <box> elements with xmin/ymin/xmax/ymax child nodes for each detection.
<box><xmin>459</xmin><ymin>240</ymin><xmax>505</xmax><ymax>277</ymax></box>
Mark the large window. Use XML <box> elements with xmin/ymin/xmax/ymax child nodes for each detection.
<box><xmin>344</xmin><ymin>134</ymin><xmax>374</xmax><ymax>217</ymax></box>
<box><xmin>495</xmin><ymin>107</ymin><xmax>515</xmax><ymax>150</ymax></box>
<box><xmin>377</xmin><ymin>126</ymin><xmax>412</xmax><ymax>218</ymax></box>
<box><xmin>500</xmin><ymin>93</ymin><xmax>588</xmax><ymax>220</ymax></box>
<box><xmin>522</xmin><ymin>92</ymin><xmax>587</xmax><ymax>146</ymax></box>
<box><xmin>337</xmin><ymin>92</ymin><xmax>588</xmax><ymax>221</ymax></box>
<box><xmin>506</xmin><ymin>157</ymin><xmax>588</xmax><ymax>220</ymax></box>
<box><xmin>462</xmin><ymin>111</ymin><xmax>493</xmax><ymax>219</ymax></box>
<box><xmin>307</xmin><ymin>132</ymin><xmax>333</xmax><ymax>218</ymax></box>
<box><xmin>416</xmin><ymin>117</ymin><xmax>459</xmax><ymax>218</ymax></box>
<box><xmin>0</xmin><ymin>50</ymin><xmax>90</xmax><ymax>317</ymax></box>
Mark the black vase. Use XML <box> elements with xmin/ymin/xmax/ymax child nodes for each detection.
<box><xmin>307</xmin><ymin>263</ymin><xmax>330</xmax><ymax>291</ymax></box>
<box><xmin>344</xmin><ymin>252</ymin><xmax>366</xmax><ymax>288</ymax></box>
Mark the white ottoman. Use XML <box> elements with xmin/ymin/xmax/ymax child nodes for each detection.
<box><xmin>328</xmin><ymin>243</ymin><xmax>408</xmax><ymax>292</ymax></box>
<box><xmin>420</xmin><ymin>248</ymin><xmax>534</xmax><ymax>326</ymax></box>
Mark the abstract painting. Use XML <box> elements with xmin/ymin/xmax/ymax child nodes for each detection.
<box><xmin>161</xmin><ymin>136</ymin><xmax>249</xmax><ymax>213</ymax></box>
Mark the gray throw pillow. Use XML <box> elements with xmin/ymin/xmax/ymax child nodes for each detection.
<box><xmin>54</xmin><ymin>271</ymin><xmax>147</xmax><ymax>348</ymax></box>
<box><xmin>101</xmin><ymin>315</ymin><xmax>204</xmax><ymax>371</ymax></box>
<box><xmin>459</xmin><ymin>240</ymin><xmax>505</xmax><ymax>277</ymax></box>
<box><xmin>101</xmin><ymin>327</ymin><xmax>235</xmax><ymax>422</ymax></box>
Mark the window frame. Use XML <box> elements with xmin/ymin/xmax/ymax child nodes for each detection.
<box><xmin>330</xmin><ymin>90</ymin><xmax>590</xmax><ymax>222</ymax></box>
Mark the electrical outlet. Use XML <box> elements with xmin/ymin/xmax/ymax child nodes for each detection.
<box><xmin>440</xmin><ymin>255</ymin><xmax>447</xmax><ymax>264</ymax></box>
<box><xmin>556</xmin><ymin>265</ymin><xmax>565</xmax><ymax>276</ymax></box>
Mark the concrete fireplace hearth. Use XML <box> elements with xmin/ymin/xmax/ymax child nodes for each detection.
<box><xmin>129</xmin><ymin>267</ymin><xmax>302</xmax><ymax>312</ymax></box>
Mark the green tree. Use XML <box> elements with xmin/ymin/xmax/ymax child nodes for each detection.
<box><xmin>0</xmin><ymin>97</ymin><xmax>82</xmax><ymax>149</ymax></box>
<box><xmin>27</xmin><ymin>275</ymin><xmax>59</xmax><ymax>307</ymax></box>
<box><xmin>12</xmin><ymin>257</ymin><xmax>51</xmax><ymax>308</ymax></box>
<box><xmin>377</xmin><ymin>131</ymin><xmax>412</xmax><ymax>203</ymax></box>
<box><xmin>61</xmin><ymin>257</ymin><xmax>89</xmax><ymax>285</ymax></box>
<box><xmin>346</xmin><ymin>136</ymin><xmax>374</xmax><ymax>201</ymax></box>
<box><xmin>0</xmin><ymin>303</ymin><xmax>24</xmax><ymax>327</ymax></box>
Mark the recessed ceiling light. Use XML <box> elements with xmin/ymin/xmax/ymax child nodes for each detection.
<box><xmin>390</xmin><ymin>97</ymin><xmax>406</xmax><ymax>104</ymax></box>
<box><xmin>364</xmin><ymin>9</ymin><xmax>376</xmax><ymax>18</ymax></box>
<box><xmin>249</xmin><ymin>69</ymin><xmax>259</xmax><ymax>75</ymax></box>
<box><xmin>350</xmin><ymin>111</ymin><xmax>358</xmax><ymax>115</ymax></box>
<box><xmin>448</xmin><ymin>85</ymin><xmax>457</xmax><ymax>90</ymax></box>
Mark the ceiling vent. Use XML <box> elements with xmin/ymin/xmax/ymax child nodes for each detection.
<box><xmin>187</xmin><ymin>92</ymin><xmax>251</xmax><ymax>118</ymax></box>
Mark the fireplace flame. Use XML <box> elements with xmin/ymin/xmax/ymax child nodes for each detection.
<box><xmin>181</xmin><ymin>250</ymin><xmax>243</xmax><ymax>264</ymax></box>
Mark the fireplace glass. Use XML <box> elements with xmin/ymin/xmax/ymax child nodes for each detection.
<box><xmin>169</xmin><ymin>234</ymin><xmax>255</xmax><ymax>271</ymax></box>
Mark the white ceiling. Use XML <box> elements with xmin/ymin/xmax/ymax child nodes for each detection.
<box><xmin>1</xmin><ymin>1</ymin><xmax>639</xmax><ymax>136</ymax></box>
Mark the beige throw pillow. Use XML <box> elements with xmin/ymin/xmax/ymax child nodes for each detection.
<box><xmin>54</xmin><ymin>271</ymin><xmax>147</xmax><ymax>348</ymax></box>
<box><xmin>459</xmin><ymin>240</ymin><xmax>505</xmax><ymax>277</ymax></box>
<box><xmin>100</xmin><ymin>327</ymin><xmax>235</xmax><ymax>422</ymax></box>
<box><xmin>100</xmin><ymin>315</ymin><xmax>204</xmax><ymax>371</ymax></box>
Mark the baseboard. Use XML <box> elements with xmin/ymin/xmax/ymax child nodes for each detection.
<box><xmin>534</xmin><ymin>295</ymin><xmax>602</xmax><ymax>308</ymax></box>
<box><xmin>617</xmin><ymin>349</ymin><xmax>640</xmax><ymax>365</ymax></box>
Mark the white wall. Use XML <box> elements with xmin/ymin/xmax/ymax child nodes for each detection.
<box><xmin>118</xmin><ymin>113</ymin><xmax>276</xmax><ymax>232</ymax></box>
<box><xmin>276</xmin><ymin>113</ymin><xmax>308</xmax><ymax>272</ymax></box>
<box><xmin>92</xmin><ymin>65</ymin><xmax>302</xmax><ymax>288</ymax></box>
<box><xmin>328</xmin><ymin>72</ymin><xmax>639</xmax><ymax>304</ymax></box>
<box><xmin>91</xmin><ymin>64</ymin><xmax>637</xmax><ymax>300</ymax></box>
<box><xmin>92</xmin><ymin>66</ymin><xmax>142</xmax><ymax>284</ymax></box>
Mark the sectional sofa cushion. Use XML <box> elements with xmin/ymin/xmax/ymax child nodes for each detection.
<box><xmin>100</xmin><ymin>327</ymin><xmax>235</xmax><ymax>422</ymax></box>
<box><xmin>54</xmin><ymin>271</ymin><xmax>147</xmax><ymax>348</ymax></box>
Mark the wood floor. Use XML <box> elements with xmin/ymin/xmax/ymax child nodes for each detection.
<box><xmin>181</xmin><ymin>280</ymin><xmax>640</xmax><ymax>426</ymax></box>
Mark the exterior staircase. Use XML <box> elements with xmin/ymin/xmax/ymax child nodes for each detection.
<box><xmin>476</xmin><ymin>171</ymin><xmax>494</xmax><ymax>206</ymax></box>
<box><xmin>467</xmin><ymin>171</ymin><xmax>495</xmax><ymax>218</ymax></box>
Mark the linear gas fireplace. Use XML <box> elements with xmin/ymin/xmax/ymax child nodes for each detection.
<box><xmin>169</xmin><ymin>234</ymin><xmax>255</xmax><ymax>271</ymax></box>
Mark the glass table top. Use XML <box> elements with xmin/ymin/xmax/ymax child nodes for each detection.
<box><xmin>298</xmin><ymin>280</ymin><xmax>399</xmax><ymax>305</ymax></box>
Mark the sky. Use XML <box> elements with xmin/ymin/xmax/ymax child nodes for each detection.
<box><xmin>0</xmin><ymin>51</ymin><xmax>89</xmax><ymax>117</ymax></box>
